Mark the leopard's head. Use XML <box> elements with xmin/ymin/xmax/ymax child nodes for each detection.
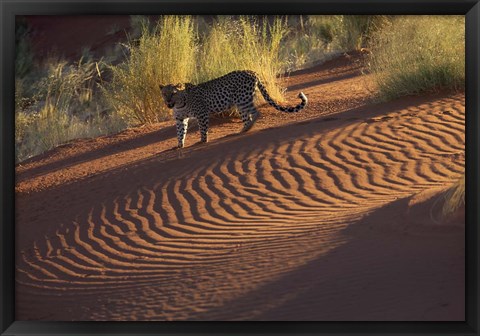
<box><xmin>160</xmin><ymin>83</ymin><xmax>189</xmax><ymax>109</ymax></box>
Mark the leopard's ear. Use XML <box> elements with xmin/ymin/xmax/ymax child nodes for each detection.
<box><xmin>175</xmin><ymin>83</ymin><xmax>184</xmax><ymax>90</ymax></box>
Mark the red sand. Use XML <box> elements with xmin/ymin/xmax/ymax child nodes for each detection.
<box><xmin>15</xmin><ymin>53</ymin><xmax>465</xmax><ymax>321</ymax></box>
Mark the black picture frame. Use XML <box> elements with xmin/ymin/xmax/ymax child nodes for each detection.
<box><xmin>1</xmin><ymin>0</ymin><xmax>478</xmax><ymax>335</ymax></box>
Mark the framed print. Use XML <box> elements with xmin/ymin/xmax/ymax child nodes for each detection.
<box><xmin>1</xmin><ymin>0</ymin><xmax>479</xmax><ymax>335</ymax></box>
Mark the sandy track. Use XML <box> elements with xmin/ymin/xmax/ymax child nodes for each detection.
<box><xmin>15</xmin><ymin>54</ymin><xmax>465</xmax><ymax>321</ymax></box>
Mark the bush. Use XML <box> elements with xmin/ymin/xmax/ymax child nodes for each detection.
<box><xmin>102</xmin><ymin>15</ymin><xmax>196</xmax><ymax>125</ymax></box>
<box><xmin>129</xmin><ymin>15</ymin><xmax>152</xmax><ymax>39</ymax></box>
<box><xmin>282</xmin><ymin>15</ymin><xmax>387</xmax><ymax>70</ymax></box>
<box><xmin>442</xmin><ymin>174</ymin><xmax>465</xmax><ymax>218</ymax></box>
<box><xmin>368</xmin><ymin>16</ymin><xmax>465</xmax><ymax>101</ymax></box>
<box><xmin>198</xmin><ymin>16</ymin><xmax>288</xmax><ymax>102</ymax></box>
<box><xmin>15</xmin><ymin>57</ymin><xmax>126</xmax><ymax>163</ymax></box>
<box><xmin>307</xmin><ymin>16</ymin><xmax>386</xmax><ymax>50</ymax></box>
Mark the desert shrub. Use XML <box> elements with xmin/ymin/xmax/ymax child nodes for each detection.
<box><xmin>336</xmin><ymin>16</ymin><xmax>387</xmax><ymax>51</ymax></box>
<box><xmin>34</xmin><ymin>58</ymin><xmax>100</xmax><ymax>114</ymax></box>
<box><xmin>280</xmin><ymin>16</ymin><xmax>332</xmax><ymax>71</ymax></box>
<box><xmin>306</xmin><ymin>16</ymin><xmax>351</xmax><ymax>51</ymax></box>
<box><xmin>129</xmin><ymin>15</ymin><xmax>152</xmax><ymax>39</ymax></box>
<box><xmin>368</xmin><ymin>16</ymin><xmax>465</xmax><ymax>101</ymax></box>
<box><xmin>283</xmin><ymin>15</ymin><xmax>387</xmax><ymax>70</ymax></box>
<box><xmin>15</xmin><ymin>57</ymin><xmax>126</xmax><ymax>163</ymax></box>
<box><xmin>307</xmin><ymin>16</ymin><xmax>387</xmax><ymax>51</ymax></box>
<box><xmin>442</xmin><ymin>174</ymin><xmax>465</xmax><ymax>218</ymax></box>
<box><xmin>198</xmin><ymin>16</ymin><xmax>289</xmax><ymax>103</ymax></box>
<box><xmin>16</xmin><ymin>109</ymin><xmax>126</xmax><ymax>163</ymax></box>
<box><xmin>102</xmin><ymin>15</ymin><xmax>196</xmax><ymax>125</ymax></box>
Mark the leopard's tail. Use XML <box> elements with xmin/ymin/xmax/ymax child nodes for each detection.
<box><xmin>256</xmin><ymin>78</ymin><xmax>307</xmax><ymax>113</ymax></box>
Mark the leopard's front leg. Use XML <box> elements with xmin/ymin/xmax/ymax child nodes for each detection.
<box><xmin>175</xmin><ymin>117</ymin><xmax>189</xmax><ymax>148</ymax></box>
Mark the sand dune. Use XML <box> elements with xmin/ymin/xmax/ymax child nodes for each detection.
<box><xmin>15</xmin><ymin>54</ymin><xmax>464</xmax><ymax>321</ymax></box>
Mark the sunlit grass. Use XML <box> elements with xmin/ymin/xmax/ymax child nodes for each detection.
<box><xmin>442</xmin><ymin>174</ymin><xmax>465</xmax><ymax>218</ymax></box>
<box><xmin>198</xmin><ymin>17</ymin><xmax>288</xmax><ymax>101</ymax></box>
<box><xmin>368</xmin><ymin>16</ymin><xmax>465</xmax><ymax>101</ymax></box>
<box><xmin>102</xmin><ymin>16</ymin><xmax>196</xmax><ymax>125</ymax></box>
<box><xmin>15</xmin><ymin>58</ymin><xmax>126</xmax><ymax>163</ymax></box>
<box><xmin>198</xmin><ymin>16</ymin><xmax>288</xmax><ymax>103</ymax></box>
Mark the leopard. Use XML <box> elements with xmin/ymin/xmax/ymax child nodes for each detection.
<box><xmin>160</xmin><ymin>70</ymin><xmax>308</xmax><ymax>148</ymax></box>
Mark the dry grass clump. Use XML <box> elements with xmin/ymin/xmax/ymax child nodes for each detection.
<box><xmin>198</xmin><ymin>16</ymin><xmax>288</xmax><ymax>103</ymax></box>
<box><xmin>102</xmin><ymin>16</ymin><xmax>196</xmax><ymax>125</ymax></box>
<box><xmin>310</xmin><ymin>15</ymin><xmax>387</xmax><ymax>52</ymax></box>
<box><xmin>283</xmin><ymin>15</ymin><xmax>388</xmax><ymax>70</ymax></box>
<box><xmin>442</xmin><ymin>174</ymin><xmax>465</xmax><ymax>218</ymax></box>
<box><xmin>368</xmin><ymin>16</ymin><xmax>465</xmax><ymax>101</ymax></box>
<box><xmin>15</xmin><ymin>58</ymin><xmax>126</xmax><ymax>163</ymax></box>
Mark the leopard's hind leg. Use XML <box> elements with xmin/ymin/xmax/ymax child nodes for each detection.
<box><xmin>238</xmin><ymin>101</ymin><xmax>260</xmax><ymax>132</ymax></box>
<box><xmin>197</xmin><ymin>112</ymin><xmax>209</xmax><ymax>143</ymax></box>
